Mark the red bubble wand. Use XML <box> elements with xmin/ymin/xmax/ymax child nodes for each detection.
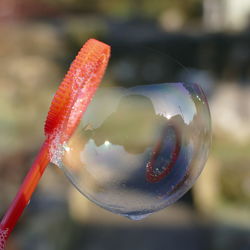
<box><xmin>0</xmin><ymin>39</ymin><xmax>110</xmax><ymax>249</ymax></box>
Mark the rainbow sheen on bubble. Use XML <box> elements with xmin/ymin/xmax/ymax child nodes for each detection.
<box><xmin>59</xmin><ymin>82</ymin><xmax>211</xmax><ymax>220</ymax></box>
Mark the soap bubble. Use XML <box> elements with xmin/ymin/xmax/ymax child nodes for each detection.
<box><xmin>59</xmin><ymin>82</ymin><xmax>211</xmax><ymax>220</ymax></box>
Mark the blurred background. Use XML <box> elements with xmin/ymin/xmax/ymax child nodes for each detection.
<box><xmin>0</xmin><ymin>0</ymin><xmax>250</xmax><ymax>249</ymax></box>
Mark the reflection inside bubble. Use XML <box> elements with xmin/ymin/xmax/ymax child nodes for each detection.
<box><xmin>59</xmin><ymin>82</ymin><xmax>211</xmax><ymax>220</ymax></box>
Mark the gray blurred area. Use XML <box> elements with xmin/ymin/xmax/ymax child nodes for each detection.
<box><xmin>0</xmin><ymin>0</ymin><xmax>250</xmax><ymax>250</ymax></box>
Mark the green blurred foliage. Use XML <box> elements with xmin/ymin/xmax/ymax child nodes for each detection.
<box><xmin>212</xmin><ymin>137</ymin><xmax>250</xmax><ymax>205</ymax></box>
<box><xmin>41</xmin><ymin>0</ymin><xmax>202</xmax><ymax>20</ymax></box>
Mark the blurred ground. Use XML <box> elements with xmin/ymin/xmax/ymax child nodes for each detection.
<box><xmin>0</xmin><ymin>0</ymin><xmax>250</xmax><ymax>250</ymax></box>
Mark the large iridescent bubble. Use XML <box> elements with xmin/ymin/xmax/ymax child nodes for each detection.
<box><xmin>57</xmin><ymin>82</ymin><xmax>211</xmax><ymax>220</ymax></box>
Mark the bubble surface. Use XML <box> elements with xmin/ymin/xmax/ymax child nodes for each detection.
<box><xmin>59</xmin><ymin>82</ymin><xmax>211</xmax><ymax>219</ymax></box>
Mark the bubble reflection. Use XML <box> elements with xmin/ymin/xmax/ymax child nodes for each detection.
<box><xmin>60</xmin><ymin>82</ymin><xmax>211</xmax><ymax>220</ymax></box>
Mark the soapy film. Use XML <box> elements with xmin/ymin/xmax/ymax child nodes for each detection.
<box><xmin>55</xmin><ymin>83</ymin><xmax>211</xmax><ymax>220</ymax></box>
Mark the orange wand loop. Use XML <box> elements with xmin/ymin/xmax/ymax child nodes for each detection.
<box><xmin>0</xmin><ymin>39</ymin><xmax>110</xmax><ymax>249</ymax></box>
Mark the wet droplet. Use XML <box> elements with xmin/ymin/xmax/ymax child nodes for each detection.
<box><xmin>125</xmin><ymin>213</ymin><xmax>152</xmax><ymax>220</ymax></box>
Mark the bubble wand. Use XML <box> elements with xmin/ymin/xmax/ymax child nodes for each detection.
<box><xmin>0</xmin><ymin>39</ymin><xmax>110</xmax><ymax>249</ymax></box>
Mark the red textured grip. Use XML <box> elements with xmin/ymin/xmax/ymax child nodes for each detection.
<box><xmin>0</xmin><ymin>227</ymin><xmax>8</xmax><ymax>250</ymax></box>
